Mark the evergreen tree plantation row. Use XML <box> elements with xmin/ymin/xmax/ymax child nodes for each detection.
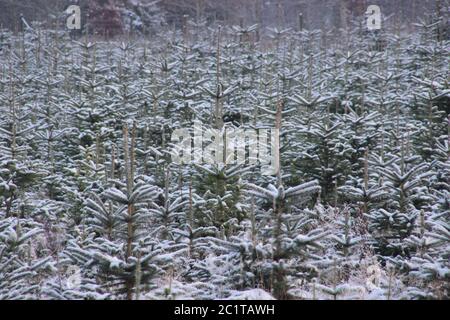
<box><xmin>0</xmin><ymin>19</ymin><xmax>449</xmax><ymax>300</ymax></box>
